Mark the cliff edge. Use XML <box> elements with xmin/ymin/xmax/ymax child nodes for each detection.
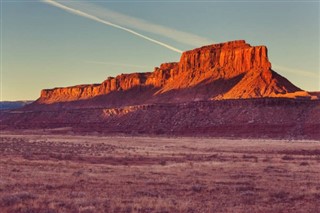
<box><xmin>36</xmin><ymin>40</ymin><xmax>313</xmax><ymax>108</ymax></box>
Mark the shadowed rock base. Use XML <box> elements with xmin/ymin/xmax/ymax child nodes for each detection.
<box><xmin>1</xmin><ymin>99</ymin><xmax>319</xmax><ymax>140</ymax></box>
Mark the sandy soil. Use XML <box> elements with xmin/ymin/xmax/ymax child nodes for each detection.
<box><xmin>0</xmin><ymin>131</ymin><xmax>319</xmax><ymax>212</ymax></box>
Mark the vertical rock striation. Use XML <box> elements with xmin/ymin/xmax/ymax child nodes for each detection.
<box><xmin>37</xmin><ymin>40</ymin><xmax>311</xmax><ymax>106</ymax></box>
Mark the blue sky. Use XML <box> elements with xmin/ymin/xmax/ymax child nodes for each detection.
<box><xmin>1</xmin><ymin>0</ymin><xmax>319</xmax><ymax>101</ymax></box>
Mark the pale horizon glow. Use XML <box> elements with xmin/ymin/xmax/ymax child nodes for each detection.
<box><xmin>85</xmin><ymin>60</ymin><xmax>152</xmax><ymax>69</ymax></box>
<box><xmin>273</xmin><ymin>64</ymin><xmax>318</xmax><ymax>78</ymax></box>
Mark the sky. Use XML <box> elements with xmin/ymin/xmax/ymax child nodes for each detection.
<box><xmin>1</xmin><ymin>0</ymin><xmax>319</xmax><ymax>101</ymax></box>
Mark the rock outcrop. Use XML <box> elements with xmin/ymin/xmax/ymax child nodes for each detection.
<box><xmin>36</xmin><ymin>40</ymin><xmax>312</xmax><ymax>107</ymax></box>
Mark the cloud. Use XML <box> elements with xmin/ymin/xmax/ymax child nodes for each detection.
<box><xmin>42</xmin><ymin>0</ymin><xmax>183</xmax><ymax>53</ymax></box>
<box><xmin>273</xmin><ymin>64</ymin><xmax>318</xmax><ymax>78</ymax></box>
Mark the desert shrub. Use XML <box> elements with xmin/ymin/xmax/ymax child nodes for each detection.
<box><xmin>18</xmin><ymin>207</ymin><xmax>57</xmax><ymax>213</ymax></box>
<box><xmin>72</xmin><ymin>170</ymin><xmax>83</xmax><ymax>177</ymax></box>
<box><xmin>123</xmin><ymin>206</ymin><xmax>133</xmax><ymax>213</ymax></box>
<box><xmin>11</xmin><ymin>168</ymin><xmax>21</xmax><ymax>172</ymax></box>
<box><xmin>235</xmin><ymin>186</ymin><xmax>256</xmax><ymax>192</ymax></box>
<box><xmin>22</xmin><ymin>152</ymin><xmax>33</xmax><ymax>160</ymax></box>
<box><xmin>191</xmin><ymin>185</ymin><xmax>205</xmax><ymax>193</ymax></box>
<box><xmin>262</xmin><ymin>156</ymin><xmax>273</xmax><ymax>162</ymax></box>
<box><xmin>313</xmin><ymin>193</ymin><xmax>320</xmax><ymax>199</ymax></box>
<box><xmin>263</xmin><ymin>166</ymin><xmax>287</xmax><ymax>173</ymax></box>
<box><xmin>242</xmin><ymin>155</ymin><xmax>258</xmax><ymax>162</ymax></box>
<box><xmin>270</xmin><ymin>191</ymin><xmax>290</xmax><ymax>202</ymax></box>
<box><xmin>159</xmin><ymin>160</ymin><xmax>166</xmax><ymax>166</ymax></box>
<box><xmin>1</xmin><ymin>195</ymin><xmax>21</xmax><ymax>206</ymax></box>
<box><xmin>300</xmin><ymin>162</ymin><xmax>309</xmax><ymax>166</ymax></box>
<box><xmin>281</xmin><ymin>155</ymin><xmax>294</xmax><ymax>160</ymax></box>
<box><xmin>1</xmin><ymin>192</ymin><xmax>36</xmax><ymax>206</ymax></box>
<box><xmin>103</xmin><ymin>200</ymin><xmax>111</xmax><ymax>212</ymax></box>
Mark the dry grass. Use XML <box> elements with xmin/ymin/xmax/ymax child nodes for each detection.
<box><xmin>0</xmin><ymin>131</ymin><xmax>319</xmax><ymax>212</ymax></box>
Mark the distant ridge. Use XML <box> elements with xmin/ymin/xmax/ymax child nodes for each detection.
<box><xmin>0</xmin><ymin>101</ymin><xmax>33</xmax><ymax>111</ymax></box>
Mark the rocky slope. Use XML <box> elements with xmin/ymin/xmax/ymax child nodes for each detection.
<box><xmin>2</xmin><ymin>99</ymin><xmax>319</xmax><ymax>139</ymax></box>
<box><xmin>34</xmin><ymin>40</ymin><xmax>313</xmax><ymax>109</ymax></box>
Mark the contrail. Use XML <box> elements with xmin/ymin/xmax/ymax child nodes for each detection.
<box><xmin>42</xmin><ymin>0</ymin><xmax>183</xmax><ymax>53</ymax></box>
<box><xmin>58</xmin><ymin>0</ymin><xmax>214</xmax><ymax>47</ymax></box>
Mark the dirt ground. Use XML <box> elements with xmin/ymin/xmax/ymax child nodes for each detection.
<box><xmin>0</xmin><ymin>131</ymin><xmax>319</xmax><ymax>212</ymax></box>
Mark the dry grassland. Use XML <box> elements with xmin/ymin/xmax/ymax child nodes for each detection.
<box><xmin>0</xmin><ymin>131</ymin><xmax>319</xmax><ymax>212</ymax></box>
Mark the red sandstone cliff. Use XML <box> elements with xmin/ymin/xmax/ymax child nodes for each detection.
<box><xmin>36</xmin><ymin>40</ymin><xmax>313</xmax><ymax>106</ymax></box>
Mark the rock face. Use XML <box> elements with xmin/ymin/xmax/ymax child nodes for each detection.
<box><xmin>37</xmin><ymin>40</ymin><xmax>312</xmax><ymax>107</ymax></box>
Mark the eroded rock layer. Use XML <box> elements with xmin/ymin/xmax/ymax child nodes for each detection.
<box><xmin>37</xmin><ymin>40</ymin><xmax>311</xmax><ymax>107</ymax></box>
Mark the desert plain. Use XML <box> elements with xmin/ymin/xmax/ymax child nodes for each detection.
<box><xmin>0</xmin><ymin>130</ymin><xmax>319</xmax><ymax>212</ymax></box>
